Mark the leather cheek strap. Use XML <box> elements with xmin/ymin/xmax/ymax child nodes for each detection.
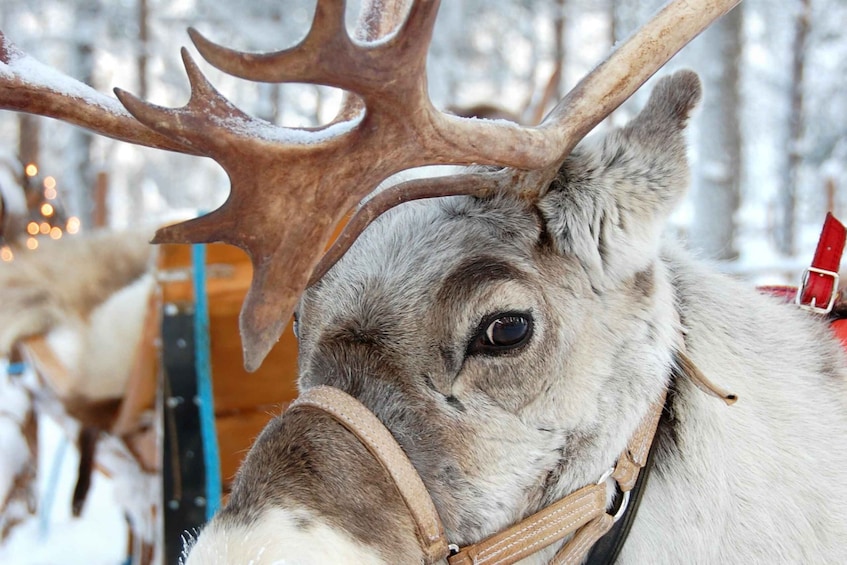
<box><xmin>549</xmin><ymin>391</ymin><xmax>667</xmax><ymax>565</ymax></box>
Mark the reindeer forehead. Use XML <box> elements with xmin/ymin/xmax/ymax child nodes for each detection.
<box><xmin>310</xmin><ymin>195</ymin><xmax>542</xmax><ymax>309</ymax></box>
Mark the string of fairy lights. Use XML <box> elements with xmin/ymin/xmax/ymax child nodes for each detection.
<box><xmin>0</xmin><ymin>162</ymin><xmax>81</xmax><ymax>263</ymax></box>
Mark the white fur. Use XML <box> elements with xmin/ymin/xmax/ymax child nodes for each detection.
<box><xmin>184</xmin><ymin>507</ymin><xmax>389</xmax><ymax>565</ymax></box>
<box><xmin>44</xmin><ymin>273</ymin><xmax>153</xmax><ymax>400</ymax></box>
<box><xmin>0</xmin><ymin>230</ymin><xmax>154</xmax><ymax>545</ymax></box>
<box><xmin>617</xmin><ymin>246</ymin><xmax>847</xmax><ymax>563</ymax></box>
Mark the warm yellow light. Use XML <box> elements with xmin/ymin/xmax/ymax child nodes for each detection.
<box><xmin>49</xmin><ymin>227</ymin><xmax>63</xmax><ymax>240</ymax></box>
<box><xmin>43</xmin><ymin>176</ymin><xmax>56</xmax><ymax>190</ymax></box>
<box><xmin>66</xmin><ymin>216</ymin><xmax>81</xmax><ymax>234</ymax></box>
<box><xmin>44</xmin><ymin>186</ymin><xmax>58</xmax><ymax>200</ymax></box>
<box><xmin>26</xmin><ymin>222</ymin><xmax>39</xmax><ymax>235</ymax></box>
<box><xmin>0</xmin><ymin>246</ymin><xmax>13</xmax><ymax>262</ymax></box>
<box><xmin>25</xmin><ymin>163</ymin><xmax>38</xmax><ymax>177</ymax></box>
<box><xmin>41</xmin><ymin>203</ymin><xmax>54</xmax><ymax>217</ymax></box>
<box><xmin>26</xmin><ymin>237</ymin><xmax>39</xmax><ymax>250</ymax></box>
<box><xmin>39</xmin><ymin>222</ymin><xmax>51</xmax><ymax>235</ymax></box>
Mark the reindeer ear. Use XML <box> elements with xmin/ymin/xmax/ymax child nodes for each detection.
<box><xmin>537</xmin><ymin>70</ymin><xmax>702</xmax><ymax>284</ymax></box>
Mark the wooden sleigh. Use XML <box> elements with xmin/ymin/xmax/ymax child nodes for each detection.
<box><xmin>155</xmin><ymin>242</ymin><xmax>301</xmax><ymax>564</ymax></box>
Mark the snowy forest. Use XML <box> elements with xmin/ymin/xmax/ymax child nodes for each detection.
<box><xmin>1</xmin><ymin>1</ymin><xmax>847</xmax><ymax>563</ymax></box>
<box><xmin>0</xmin><ymin>0</ymin><xmax>845</xmax><ymax>277</ymax></box>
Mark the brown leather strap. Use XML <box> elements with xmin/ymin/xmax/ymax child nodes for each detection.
<box><xmin>554</xmin><ymin>393</ymin><xmax>666</xmax><ymax>563</ymax></box>
<box><xmin>290</xmin><ymin>386</ymin><xmax>449</xmax><ymax>563</ymax></box>
<box><xmin>612</xmin><ymin>391</ymin><xmax>667</xmax><ymax>491</ymax></box>
<box><xmin>551</xmin><ymin>514</ymin><xmax>615</xmax><ymax>565</ymax></box>
<box><xmin>447</xmin><ymin>484</ymin><xmax>607</xmax><ymax>565</ymax></box>
<box><xmin>676</xmin><ymin>350</ymin><xmax>737</xmax><ymax>405</ymax></box>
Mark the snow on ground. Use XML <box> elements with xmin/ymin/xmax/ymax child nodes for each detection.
<box><xmin>0</xmin><ymin>362</ymin><xmax>126</xmax><ymax>565</ymax></box>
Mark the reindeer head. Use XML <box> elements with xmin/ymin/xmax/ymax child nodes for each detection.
<box><xmin>185</xmin><ymin>71</ymin><xmax>702</xmax><ymax>563</ymax></box>
<box><xmin>0</xmin><ymin>0</ymin><xmax>732</xmax><ymax>562</ymax></box>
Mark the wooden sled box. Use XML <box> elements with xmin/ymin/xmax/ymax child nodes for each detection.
<box><xmin>157</xmin><ymin>242</ymin><xmax>300</xmax><ymax>563</ymax></box>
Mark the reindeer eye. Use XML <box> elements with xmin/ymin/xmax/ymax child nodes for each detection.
<box><xmin>468</xmin><ymin>312</ymin><xmax>533</xmax><ymax>356</ymax></box>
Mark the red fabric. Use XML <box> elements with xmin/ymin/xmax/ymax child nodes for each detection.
<box><xmin>831</xmin><ymin>319</ymin><xmax>847</xmax><ymax>349</ymax></box>
<box><xmin>757</xmin><ymin>285</ymin><xmax>797</xmax><ymax>303</ymax></box>
<box><xmin>798</xmin><ymin>212</ymin><xmax>846</xmax><ymax>310</ymax></box>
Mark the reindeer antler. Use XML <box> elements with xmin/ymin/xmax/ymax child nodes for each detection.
<box><xmin>0</xmin><ymin>32</ymin><xmax>196</xmax><ymax>155</ymax></box>
<box><xmin>0</xmin><ymin>0</ymin><xmax>740</xmax><ymax>371</ymax></box>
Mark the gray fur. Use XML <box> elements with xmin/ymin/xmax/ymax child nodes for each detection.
<box><xmin>186</xmin><ymin>70</ymin><xmax>847</xmax><ymax>564</ymax></box>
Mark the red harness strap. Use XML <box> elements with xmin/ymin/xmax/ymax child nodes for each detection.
<box><xmin>759</xmin><ymin>213</ymin><xmax>847</xmax><ymax>346</ymax></box>
<box><xmin>760</xmin><ymin>213</ymin><xmax>846</xmax><ymax>313</ymax></box>
<box><xmin>797</xmin><ymin>212</ymin><xmax>846</xmax><ymax>313</ymax></box>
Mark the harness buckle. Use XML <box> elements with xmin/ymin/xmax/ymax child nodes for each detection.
<box><xmin>795</xmin><ymin>266</ymin><xmax>840</xmax><ymax>314</ymax></box>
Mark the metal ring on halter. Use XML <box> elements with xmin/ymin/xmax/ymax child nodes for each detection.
<box><xmin>596</xmin><ymin>466</ymin><xmax>615</xmax><ymax>486</ymax></box>
<box><xmin>596</xmin><ymin>466</ymin><xmax>631</xmax><ymax>523</ymax></box>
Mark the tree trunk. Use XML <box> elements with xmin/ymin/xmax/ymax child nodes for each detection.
<box><xmin>137</xmin><ymin>0</ymin><xmax>149</xmax><ymax>100</ymax></box>
<box><xmin>18</xmin><ymin>115</ymin><xmax>40</xmax><ymax>178</ymax></box>
<box><xmin>775</xmin><ymin>0</ymin><xmax>811</xmax><ymax>256</ymax></box>
<box><xmin>65</xmin><ymin>0</ymin><xmax>99</xmax><ymax>228</ymax></box>
<box><xmin>530</xmin><ymin>0</ymin><xmax>567</xmax><ymax>125</ymax></box>
<box><xmin>256</xmin><ymin>83</ymin><xmax>281</xmax><ymax>125</ymax></box>
<box><xmin>688</xmin><ymin>5</ymin><xmax>744</xmax><ymax>261</ymax></box>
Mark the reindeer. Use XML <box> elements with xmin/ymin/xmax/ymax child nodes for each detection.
<box><xmin>3</xmin><ymin>0</ymin><xmax>847</xmax><ymax>563</ymax></box>
<box><xmin>0</xmin><ymin>228</ymin><xmax>155</xmax><ymax>544</ymax></box>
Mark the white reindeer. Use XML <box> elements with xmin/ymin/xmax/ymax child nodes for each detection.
<box><xmin>4</xmin><ymin>0</ymin><xmax>845</xmax><ymax>563</ymax></box>
<box><xmin>183</xmin><ymin>69</ymin><xmax>847</xmax><ymax>565</ymax></box>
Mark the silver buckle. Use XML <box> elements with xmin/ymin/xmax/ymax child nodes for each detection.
<box><xmin>795</xmin><ymin>267</ymin><xmax>840</xmax><ymax>314</ymax></box>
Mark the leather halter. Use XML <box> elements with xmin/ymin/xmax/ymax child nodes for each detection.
<box><xmin>288</xmin><ymin>350</ymin><xmax>735</xmax><ymax>565</ymax></box>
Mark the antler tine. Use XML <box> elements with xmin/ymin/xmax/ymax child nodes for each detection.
<box><xmin>0</xmin><ymin>31</ymin><xmax>198</xmax><ymax>155</ymax></box>
<box><xmin>187</xmin><ymin>0</ymin><xmax>354</xmax><ymax>88</ymax></box>
<box><xmin>189</xmin><ymin>0</ymin><xmax>415</xmax><ymax>123</ymax></box>
<box><xmin>336</xmin><ymin>0</ymin><xmax>417</xmax><ymax>120</ymax></box>
<box><xmin>114</xmin><ymin>48</ymin><xmax>260</xmax><ymax>159</ymax></box>
<box><xmin>540</xmin><ymin>0</ymin><xmax>741</xmax><ymax>164</ymax></box>
<box><xmin>189</xmin><ymin>0</ymin><xmax>565</xmax><ymax>171</ymax></box>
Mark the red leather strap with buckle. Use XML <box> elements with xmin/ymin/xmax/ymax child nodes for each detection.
<box><xmin>797</xmin><ymin>212</ymin><xmax>846</xmax><ymax>313</ymax></box>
